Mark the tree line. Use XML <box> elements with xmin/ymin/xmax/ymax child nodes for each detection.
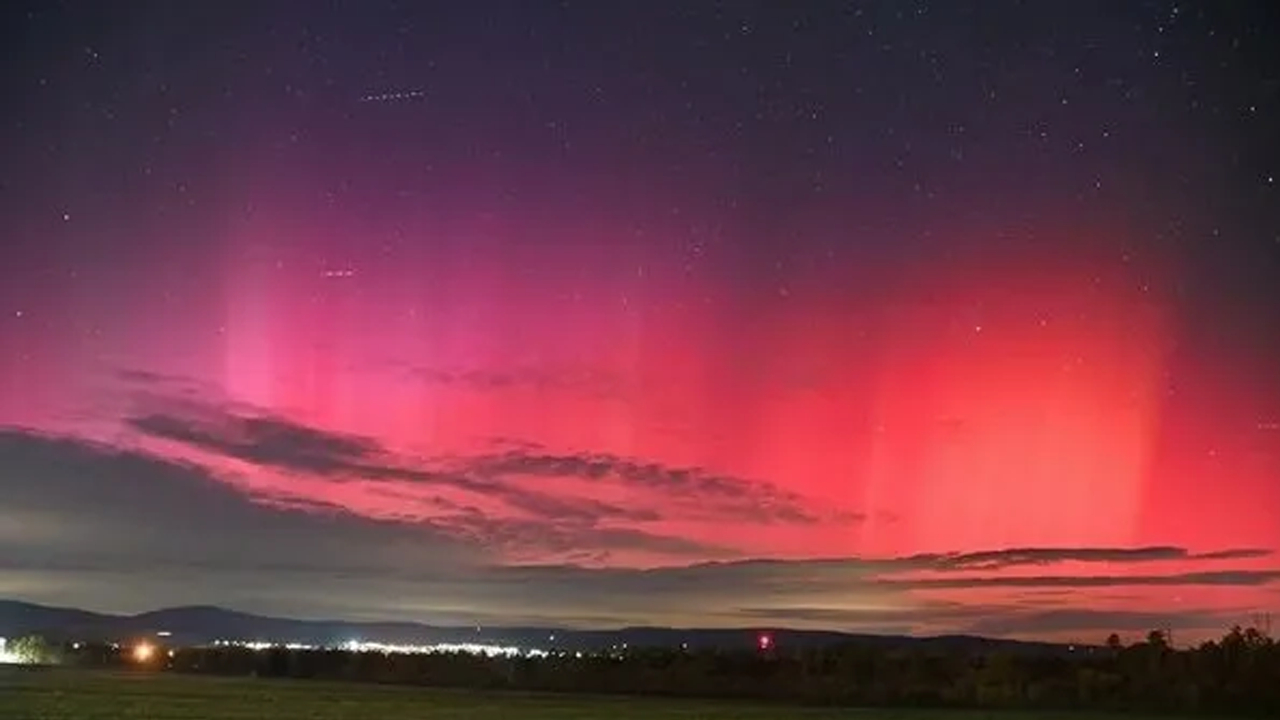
<box><xmin>22</xmin><ymin>625</ymin><xmax>1280</xmax><ymax>715</ymax></box>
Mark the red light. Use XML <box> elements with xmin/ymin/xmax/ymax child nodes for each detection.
<box><xmin>757</xmin><ymin>633</ymin><xmax>773</xmax><ymax>651</ymax></box>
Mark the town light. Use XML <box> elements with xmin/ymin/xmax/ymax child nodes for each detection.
<box><xmin>133</xmin><ymin>642</ymin><xmax>156</xmax><ymax>663</ymax></box>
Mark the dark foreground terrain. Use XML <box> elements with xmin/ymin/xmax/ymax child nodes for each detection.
<box><xmin>0</xmin><ymin>667</ymin><xmax>1203</xmax><ymax>720</ymax></box>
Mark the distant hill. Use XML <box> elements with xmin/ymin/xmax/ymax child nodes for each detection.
<box><xmin>0</xmin><ymin>599</ymin><xmax>1078</xmax><ymax>656</ymax></box>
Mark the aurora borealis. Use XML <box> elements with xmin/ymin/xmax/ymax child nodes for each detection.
<box><xmin>1</xmin><ymin>1</ymin><xmax>1278</xmax><ymax>642</ymax></box>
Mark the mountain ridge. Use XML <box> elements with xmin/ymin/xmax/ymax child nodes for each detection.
<box><xmin>0</xmin><ymin>599</ymin><xmax>1080</xmax><ymax>655</ymax></box>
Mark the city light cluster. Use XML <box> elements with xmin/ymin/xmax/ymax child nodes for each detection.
<box><xmin>0</xmin><ymin>637</ymin><xmax>22</xmax><ymax>665</ymax></box>
<box><xmin>208</xmin><ymin>638</ymin><xmax>547</xmax><ymax>658</ymax></box>
<box><xmin>341</xmin><ymin>639</ymin><xmax>548</xmax><ymax>658</ymax></box>
<box><xmin>211</xmin><ymin>640</ymin><xmax>317</xmax><ymax>651</ymax></box>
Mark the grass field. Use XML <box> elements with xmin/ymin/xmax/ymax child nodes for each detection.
<box><xmin>0</xmin><ymin>667</ymin><xmax>1182</xmax><ymax>720</ymax></box>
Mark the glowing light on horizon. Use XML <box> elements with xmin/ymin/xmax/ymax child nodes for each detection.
<box><xmin>132</xmin><ymin>642</ymin><xmax>156</xmax><ymax>663</ymax></box>
<box><xmin>0</xmin><ymin>637</ymin><xmax>22</xmax><ymax>665</ymax></box>
<box><xmin>209</xmin><ymin>638</ymin><xmax>547</xmax><ymax>658</ymax></box>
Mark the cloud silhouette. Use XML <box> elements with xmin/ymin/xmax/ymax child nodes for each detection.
<box><xmin>664</xmin><ymin>545</ymin><xmax>1271</xmax><ymax>581</ymax></box>
<box><xmin>881</xmin><ymin>570</ymin><xmax>1280</xmax><ymax>590</ymax></box>
<box><xmin>123</xmin><ymin>398</ymin><xmax>849</xmax><ymax>528</ymax></box>
<box><xmin>0</xmin><ymin>427</ymin><xmax>716</xmax><ymax>574</ymax></box>
<box><xmin>457</xmin><ymin>448</ymin><xmax>860</xmax><ymax>525</ymax></box>
<box><xmin>1191</xmin><ymin>548</ymin><xmax>1273</xmax><ymax>561</ymax></box>
<box><xmin>5</xmin><ymin>422</ymin><xmax>1275</xmax><ymax>639</ymax></box>
<box><xmin>960</xmin><ymin>609</ymin><xmax>1232</xmax><ymax>637</ymax></box>
<box><xmin>917</xmin><ymin>546</ymin><xmax>1272</xmax><ymax>572</ymax></box>
<box><xmin>129</xmin><ymin>411</ymin><xmax>383</xmax><ymax>475</ymax></box>
<box><xmin>0</xmin><ymin>427</ymin><xmax>475</xmax><ymax>575</ymax></box>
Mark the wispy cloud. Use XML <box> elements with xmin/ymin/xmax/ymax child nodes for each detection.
<box><xmin>3</xmin><ymin>423</ymin><xmax>1275</xmax><ymax>637</ymax></box>
<box><xmin>913</xmin><ymin>546</ymin><xmax>1271</xmax><ymax>572</ymax></box>
<box><xmin>960</xmin><ymin>609</ymin><xmax>1233</xmax><ymax>637</ymax></box>
<box><xmin>881</xmin><ymin>570</ymin><xmax>1280</xmax><ymax>590</ymax></box>
<box><xmin>665</xmin><ymin>545</ymin><xmax>1273</xmax><ymax>581</ymax></box>
<box><xmin>123</xmin><ymin>396</ymin><xmax>852</xmax><ymax>531</ymax></box>
<box><xmin>9</xmin><ymin>369</ymin><xmax>1279</xmax><ymax>641</ymax></box>
<box><xmin>1192</xmin><ymin>548</ymin><xmax>1273</xmax><ymax>561</ymax></box>
<box><xmin>455</xmin><ymin>449</ymin><xmax>862</xmax><ymax>525</ymax></box>
<box><xmin>129</xmin><ymin>411</ymin><xmax>384</xmax><ymax>476</ymax></box>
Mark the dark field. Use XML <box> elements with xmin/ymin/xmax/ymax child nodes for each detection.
<box><xmin>0</xmin><ymin>667</ymin><xmax>1204</xmax><ymax>720</ymax></box>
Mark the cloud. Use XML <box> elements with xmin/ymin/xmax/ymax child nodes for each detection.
<box><xmin>123</xmin><ymin>397</ymin><xmax>849</xmax><ymax>530</ymax></box>
<box><xmin>4</xmin><ymin>424</ymin><xmax>1276</xmax><ymax>639</ymax></box>
<box><xmin>0</xmin><ymin>427</ymin><xmax>714</xmax><ymax>577</ymax></box>
<box><xmin>128</xmin><ymin>411</ymin><xmax>383</xmax><ymax>475</ymax></box>
<box><xmin>881</xmin><ymin>570</ymin><xmax>1280</xmax><ymax>590</ymax></box>
<box><xmin>436</xmin><ymin>514</ymin><xmax>722</xmax><ymax>564</ymax></box>
<box><xmin>115</xmin><ymin>368</ymin><xmax>185</xmax><ymax>385</ymax></box>
<box><xmin>1192</xmin><ymin>548</ymin><xmax>1273</xmax><ymax>561</ymax></box>
<box><xmin>916</xmin><ymin>546</ymin><xmax>1272</xmax><ymax>572</ymax></box>
<box><xmin>123</xmin><ymin>399</ymin><xmax>626</xmax><ymax>514</ymax></box>
<box><xmin>729</xmin><ymin>601</ymin><xmax>1017</xmax><ymax>634</ymax></box>
<box><xmin>669</xmin><ymin>545</ymin><xmax>1271</xmax><ymax>583</ymax></box>
<box><xmin>0</xmin><ymin>427</ymin><xmax>766</xmax><ymax>619</ymax></box>
<box><xmin>0</xmin><ymin>427</ymin><xmax>478</xmax><ymax>576</ymax></box>
<box><xmin>456</xmin><ymin>448</ymin><xmax>861</xmax><ymax>525</ymax></box>
<box><xmin>960</xmin><ymin>609</ymin><xmax>1232</xmax><ymax>637</ymax></box>
<box><xmin>112</xmin><ymin>368</ymin><xmax>229</xmax><ymax>404</ymax></box>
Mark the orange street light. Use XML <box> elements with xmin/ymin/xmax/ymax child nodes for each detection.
<box><xmin>132</xmin><ymin>642</ymin><xmax>156</xmax><ymax>663</ymax></box>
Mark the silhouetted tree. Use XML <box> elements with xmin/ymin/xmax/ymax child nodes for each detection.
<box><xmin>10</xmin><ymin>635</ymin><xmax>60</xmax><ymax>664</ymax></box>
<box><xmin>58</xmin><ymin>624</ymin><xmax>1280</xmax><ymax>716</ymax></box>
<box><xmin>1105</xmin><ymin>633</ymin><xmax>1123</xmax><ymax>651</ymax></box>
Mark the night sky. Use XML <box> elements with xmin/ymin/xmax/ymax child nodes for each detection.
<box><xmin>2</xmin><ymin>0</ymin><xmax>1279</xmax><ymax>643</ymax></box>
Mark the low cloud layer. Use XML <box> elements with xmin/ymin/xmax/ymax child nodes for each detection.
<box><xmin>129</xmin><ymin>411</ymin><xmax>383</xmax><ymax>476</ymax></box>
<box><xmin>454</xmin><ymin>449</ymin><xmax>858</xmax><ymax>525</ymax></box>
<box><xmin>122</xmin><ymin>397</ymin><xmax>855</xmax><ymax>544</ymax></box>
<box><xmin>2</xmin><ymin>425</ymin><xmax>1276</xmax><ymax>640</ymax></box>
